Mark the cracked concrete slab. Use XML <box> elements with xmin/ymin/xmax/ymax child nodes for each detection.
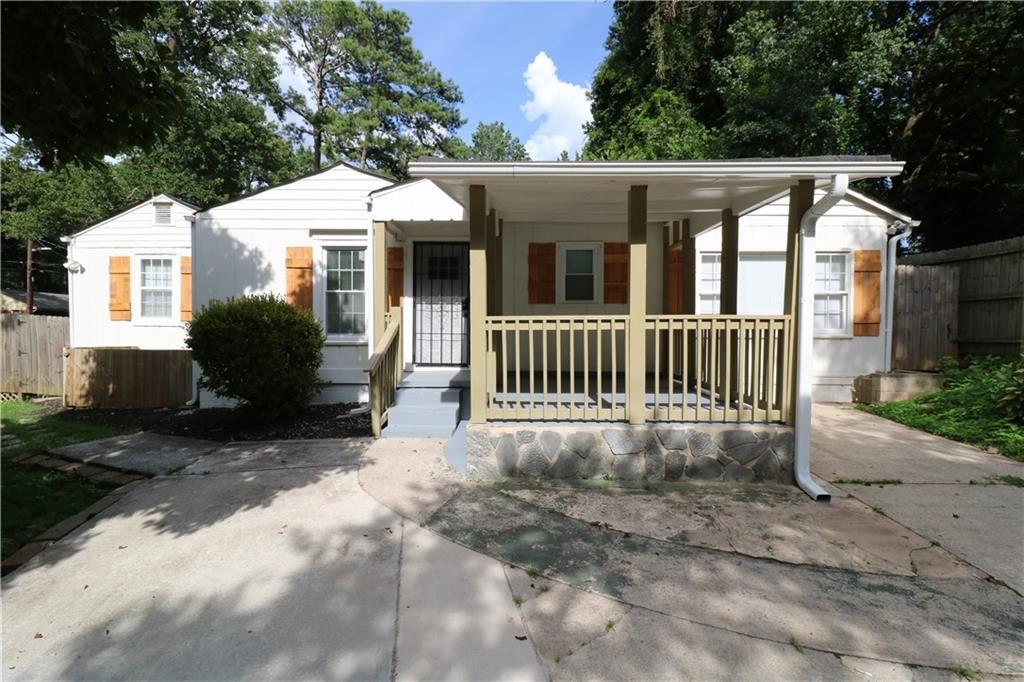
<box><xmin>396</xmin><ymin>525</ymin><xmax>543</xmax><ymax>681</ymax></box>
<box><xmin>359</xmin><ymin>438</ymin><xmax>464</xmax><ymax>523</ymax></box>
<box><xmin>428</xmin><ymin>488</ymin><xmax>1024</xmax><ymax>674</ymax></box>
<box><xmin>50</xmin><ymin>432</ymin><xmax>220</xmax><ymax>475</ymax></box>
<box><xmin>505</xmin><ymin>484</ymin><xmax>982</xmax><ymax>578</ymax></box>
<box><xmin>509</xmin><ymin>569</ymin><xmax>960</xmax><ymax>681</ymax></box>
<box><xmin>846</xmin><ymin>482</ymin><xmax>1024</xmax><ymax>595</ymax></box>
<box><xmin>180</xmin><ymin>438</ymin><xmax>371</xmax><ymax>475</ymax></box>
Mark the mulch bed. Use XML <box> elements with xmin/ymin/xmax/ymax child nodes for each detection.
<box><xmin>57</xmin><ymin>402</ymin><xmax>372</xmax><ymax>442</ymax></box>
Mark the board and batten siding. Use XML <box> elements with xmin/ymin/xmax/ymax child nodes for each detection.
<box><xmin>193</xmin><ymin>163</ymin><xmax>393</xmax><ymax>406</ymax></box>
<box><xmin>695</xmin><ymin>191</ymin><xmax>894</xmax><ymax>402</ymax></box>
<box><xmin>67</xmin><ymin>197</ymin><xmax>194</xmax><ymax>350</ymax></box>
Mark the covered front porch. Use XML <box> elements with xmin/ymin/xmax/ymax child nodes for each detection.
<box><xmin>366</xmin><ymin>159</ymin><xmax>904</xmax><ymax>496</ymax></box>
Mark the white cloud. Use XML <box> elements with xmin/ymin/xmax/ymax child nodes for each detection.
<box><xmin>520</xmin><ymin>52</ymin><xmax>591</xmax><ymax>160</ymax></box>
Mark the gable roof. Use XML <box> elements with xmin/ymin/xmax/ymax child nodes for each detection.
<box><xmin>64</xmin><ymin>194</ymin><xmax>197</xmax><ymax>241</ymax></box>
<box><xmin>199</xmin><ymin>160</ymin><xmax>396</xmax><ymax>212</ymax></box>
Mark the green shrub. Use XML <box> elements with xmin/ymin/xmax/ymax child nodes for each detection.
<box><xmin>187</xmin><ymin>295</ymin><xmax>325</xmax><ymax>418</ymax></box>
<box><xmin>861</xmin><ymin>354</ymin><xmax>1024</xmax><ymax>460</ymax></box>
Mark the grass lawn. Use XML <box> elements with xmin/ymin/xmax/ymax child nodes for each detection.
<box><xmin>859</xmin><ymin>356</ymin><xmax>1024</xmax><ymax>462</ymax></box>
<box><xmin>1</xmin><ymin>401</ymin><xmax>131</xmax><ymax>558</ymax></box>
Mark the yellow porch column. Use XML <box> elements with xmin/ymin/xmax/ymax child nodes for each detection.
<box><xmin>784</xmin><ymin>180</ymin><xmax>814</xmax><ymax>423</ymax></box>
<box><xmin>680</xmin><ymin>218</ymin><xmax>695</xmax><ymax>316</ymax></box>
<box><xmin>373</xmin><ymin>221</ymin><xmax>387</xmax><ymax>346</ymax></box>
<box><xmin>720</xmin><ymin>208</ymin><xmax>739</xmax><ymax>314</ymax></box>
<box><xmin>627</xmin><ymin>185</ymin><xmax>648</xmax><ymax>425</ymax></box>
<box><xmin>469</xmin><ymin>185</ymin><xmax>488</xmax><ymax>423</ymax></box>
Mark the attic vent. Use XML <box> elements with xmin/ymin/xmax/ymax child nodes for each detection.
<box><xmin>154</xmin><ymin>202</ymin><xmax>172</xmax><ymax>224</ymax></box>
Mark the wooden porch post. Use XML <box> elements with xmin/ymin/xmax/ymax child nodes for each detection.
<box><xmin>486</xmin><ymin>209</ymin><xmax>497</xmax><ymax>314</ymax></box>
<box><xmin>680</xmin><ymin>219</ymin><xmax>697</xmax><ymax>390</ymax></box>
<box><xmin>627</xmin><ymin>185</ymin><xmax>648</xmax><ymax>425</ymax></box>
<box><xmin>373</xmin><ymin>221</ymin><xmax>387</xmax><ymax>346</ymax></box>
<box><xmin>784</xmin><ymin>180</ymin><xmax>814</xmax><ymax>423</ymax></box>
<box><xmin>720</xmin><ymin>209</ymin><xmax>739</xmax><ymax>314</ymax></box>
<box><xmin>469</xmin><ymin>185</ymin><xmax>488</xmax><ymax>423</ymax></box>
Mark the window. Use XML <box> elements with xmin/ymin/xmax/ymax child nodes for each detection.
<box><xmin>699</xmin><ymin>253</ymin><xmax>721</xmax><ymax>314</ymax></box>
<box><xmin>561</xmin><ymin>244</ymin><xmax>598</xmax><ymax>302</ymax></box>
<box><xmin>154</xmin><ymin>202</ymin><xmax>172</xmax><ymax>224</ymax></box>
<box><xmin>325</xmin><ymin>248</ymin><xmax>366</xmax><ymax>335</ymax></box>
<box><xmin>814</xmin><ymin>253</ymin><xmax>850</xmax><ymax>335</ymax></box>
<box><xmin>140</xmin><ymin>258</ymin><xmax>173</xmax><ymax>318</ymax></box>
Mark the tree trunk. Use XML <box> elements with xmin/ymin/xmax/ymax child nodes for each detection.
<box><xmin>313</xmin><ymin>129</ymin><xmax>322</xmax><ymax>172</ymax></box>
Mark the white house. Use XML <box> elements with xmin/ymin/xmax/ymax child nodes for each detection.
<box><xmin>192</xmin><ymin>162</ymin><xmax>392</xmax><ymax>406</ymax></box>
<box><xmin>693</xmin><ymin>187</ymin><xmax>914</xmax><ymax>401</ymax></box>
<box><xmin>63</xmin><ymin>194</ymin><xmax>198</xmax><ymax>350</ymax></box>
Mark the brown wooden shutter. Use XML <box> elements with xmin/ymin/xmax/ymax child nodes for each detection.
<box><xmin>108</xmin><ymin>256</ymin><xmax>131</xmax><ymax>321</ymax></box>
<box><xmin>286</xmin><ymin>246</ymin><xmax>313</xmax><ymax>310</ymax></box>
<box><xmin>664</xmin><ymin>248</ymin><xmax>683</xmax><ymax>314</ymax></box>
<box><xmin>528</xmin><ymin>243</ymin><xmax>556</xmax><ymax>304</ymax></box>
<box><xmin>603</xmin><ymin>242</ymin><xmax>629</xmax><ymax>304</ymax></box>
<box><xmin>853</xmin><ymin>249</ymin><xmax>882</xmax><ymax>336</ymax></box>
<box><xmin>386</xmin><ymin>246</ymin><xmax>404</xmax><ymax>309</ymax></box>
<box><xmin>180</xmin><ymin>256</ymin><xmax>193</xmax><ymax>321</ymax></box>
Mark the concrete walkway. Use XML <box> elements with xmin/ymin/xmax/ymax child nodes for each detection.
<box><xmin>2</xmin><ymin>438</ymin><xmax>542</xmax><ymax>681</ymax></box>
<box><xmin>812</xmin><ymin>404</ymin><xmax>1024</xmax><ymax>594</ymax></box>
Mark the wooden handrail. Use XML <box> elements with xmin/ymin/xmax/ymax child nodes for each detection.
<box><xmin>366</xmin><ymin>306</ymin><xmax>402</xmax><ymax>437</ymax></box>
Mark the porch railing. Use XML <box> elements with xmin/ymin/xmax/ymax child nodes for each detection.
<box><xmin>645</xmin><ymin>315</ymin><xmax>793</xmax><ymax>423</ymax></box>
<box><xmin>367</xmin><ymin>306</ymin><xmax>402</xmax><ymax>437</ymax></box>
<box><xmin>480</xmin><ymin>314</ymin><xmax>792</xmax><ymax>424</ymax></box>
<box><xmin>484</xmin><ymin>315</ymin><xmax>630</xmax><ymax>421</ymax></box>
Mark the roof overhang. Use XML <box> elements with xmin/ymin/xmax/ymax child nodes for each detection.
<box><xmin>408</xmin><ymin>158</ymin><xmax>905</xmax><ymax>234</ymax></box>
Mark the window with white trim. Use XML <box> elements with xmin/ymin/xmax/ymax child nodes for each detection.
<box><xmin>154</xmin><ymin>202</ymin><xmax>172</xmax><ymax>224</ymax></box>
<box><xmin>699</xmin><ymin>253</ymin><xmax>721</xmax><ymax>314</ymax></box>
<box><xmin>814</xmin><ymin>253</ymin><xmax>850</xmax><ymax>335</ymax></box>
<box><xmin>139</xmin><ymin>258</ymin><xmax>173</xmax><ymax>318</ymax></box>
<box><xmin>325</xmin><ymin>248</ymin><xmax>366</xmax><ymax>335</ymax></box>
<box><xmin>560</xmin><ymin>244</ymin><xmax>598</xmax><ymax>303</ymax></box>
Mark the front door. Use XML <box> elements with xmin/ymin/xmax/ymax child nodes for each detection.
<box><xmin>413</xmin><ymin>242</ymin><xmax>469</xmax><ymax>365</ymax></box>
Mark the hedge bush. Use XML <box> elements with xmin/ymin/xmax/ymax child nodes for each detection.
<box><xmin>861</xmin><ymin>355</ymin><xmax>1024</xmax><ymax>460</ymax></box>
<box><xmin>187</xmin><ymin>295</ymin><xmax>325</xmax><ymax>418</ymax></box>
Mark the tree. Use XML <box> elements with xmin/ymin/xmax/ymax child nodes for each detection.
<box><xmin>466</xmin><ymin>122</ymin><xmax>529</xmax><ymax>161</ymax></box>
<box><xmin>327</xmin><ymin>1</ymin><xmax>463</xmax><ymax>177</ymax></box>
<box><xmin>0</xmin><ymin>1</ymin><xmax>272</xmax><ymax>167</ymax></box>
<box><xmin>585</xmin><ymin>1</ymin><xmax>1024</xmax><ymax>250</ymax></box>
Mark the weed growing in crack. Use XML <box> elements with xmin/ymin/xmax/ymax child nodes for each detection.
<box><xmin>526</xmin><ymin>567</ymin><xmax>540</xmax><ymax>579</ymax></box>
<box><xmin>871</xmin><ymin>505</ymin><xmax>887</xmax><ymax>515</ymax></box>
<box><xmin>789</xmin><ymin>635</ymin><xmax>804</xmax><ymax>653</ymax></box>
<box><xmin>605</xmin><ymin>619</ymin><xmax>616</xmax><ymax>632</ymax></box>
<box><xmin>954</xmin><ymin>665</ymin><xmax>981</xmax><ymax>680</ymax></box>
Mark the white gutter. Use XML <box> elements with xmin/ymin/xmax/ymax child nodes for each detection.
<box><xmin>795</xmin><ymin>174</ymin><xmax>849</xmax><ymax>502</ymax></box>
<box><xmin>409</xmin><ymin>160</ymin><xmax>905</xmax><ymax>181</ymax></box>
<box><xmin>883</xmin><ymin>220</ymin><xmax>918</xmax><ymax>372</ymax></box>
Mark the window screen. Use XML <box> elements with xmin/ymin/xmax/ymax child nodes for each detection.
<box><xmin>326</xmin><ymin>248</ymin><xmax>366</xmax><ymax>335</ymax></box>
<box><xmin>140</xmin><ymin>258</ymin><xmax>173</xmax><ymax>318</ymax></box>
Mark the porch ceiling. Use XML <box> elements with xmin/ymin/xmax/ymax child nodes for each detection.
<box><xmin>408</xmin><ymin>157</ymin><xmax>905</xmax><ymax>235</ymax></box>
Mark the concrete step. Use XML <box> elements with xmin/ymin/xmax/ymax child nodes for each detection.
<box><xmin>386</xmin><ymin>402</ymin><xmax>460</xmax><ymax>426</ymax></box>
<box><xmin>443</xmin><ymin>420</ymin><xmax>469</xmax><ymax>473</ymax></box>
<box><xmin>393</xmin><ymin>387</ymin><xmax>462</xmax><ymax>407</ymax></box>
<box><xmin>381</xmin><ymin>422</ymin><xmax>458</xmax><ymax>439</ymax></box>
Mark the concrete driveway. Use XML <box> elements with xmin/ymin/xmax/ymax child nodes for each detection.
<box><xmin>812</xmin><ymin>404</ymin><xmax>1024</xmax><ymax>594</ymax></box>
<box><xmin>1</xmin><ymin>440</ymin><xmax>542</xmax><ymax>681</ymax></box>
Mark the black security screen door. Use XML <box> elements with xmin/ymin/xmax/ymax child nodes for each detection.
<box><xmin>413</xmin><ymin>242</ymin><xmax>469</xmax><ymax>365</ymax></box>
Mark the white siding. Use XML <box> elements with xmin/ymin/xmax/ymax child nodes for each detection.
<box><xmin>194</xmin><ymin>163</ymin><xmax>393</xmax><ymax>406</ymax></box>
<box><xmin>67</xmin><ymin>197</ymin><xmax>194</xmax><ymax>350</ymax></box>
<box><xmin>695</xmin><ymin>192</ymin><xmax>893</xmax><ymax>402</ymax></box>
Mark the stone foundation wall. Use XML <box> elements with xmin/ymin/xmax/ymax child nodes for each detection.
<box><xmin>466</xmin><ymin>423</ymin><xmax>794</xmax><ymax>485</ymax></box>
<box><xmin>852</xmin><ymin>371</ymin><xmax>944</xmax><ymax>404</ymax></box>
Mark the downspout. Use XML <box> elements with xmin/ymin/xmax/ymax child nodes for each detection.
<box><xmin>795</xmin><ymin>174</ymin><xmax>848</xmax><ymax>501</ymax></box>
<box><xmin>883</xmin><ymin>220</ymin><xmax>918</xmax><ymax>373</ymax></box>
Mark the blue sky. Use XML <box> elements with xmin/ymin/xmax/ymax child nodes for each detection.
<box><xmin>390</xmin><ymin>1</ymin><xmax>614</xmax><ymax>158</ymax></box>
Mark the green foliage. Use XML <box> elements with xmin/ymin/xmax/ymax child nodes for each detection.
<box><xmin>861</xmin><ymin>355</ymin><xmax>1024</xmax><ymax>460</ymax></box>
<box><xmin>0</xmin><ymin>1</ymin><xmax>274</xmax><ymax>168</ymax></box>
<box><xmin>1</xmin><ymin>402</ymin><xmax>130</xmax><ymax>558</ymax></box>
<box><xmin>270</xmin><ymin>0</ymin><xmax>463</xmax><ymax>176</ymax></box>
<box><xmin>466</xmin><ymin>122</ymin><xmax>530</xmax><ymax>161</ymax></box>
<box><xmin>586</xmin><ymin>1</ymin><xmax>1024</xmax><ymax>250</ymax></box>
<box><xmin>187</xmin><ymin>295</ymin><xmax>326</xmax><ymax>418</ymax></box>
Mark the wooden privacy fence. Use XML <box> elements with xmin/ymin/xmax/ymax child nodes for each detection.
<box><xmin>64</xmin><ymin>348</ymin><xmax>193</xmax><ymax>408</ymax></box>
<box><xmin>1</xmin><ymin>312</ymin><xmax>70</xmax><ymax>396</ymax></box>
<box><xmin>895</xmin><ymin>236</ymin><xmax>1023</xmax><ymax>370</ymax></box>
